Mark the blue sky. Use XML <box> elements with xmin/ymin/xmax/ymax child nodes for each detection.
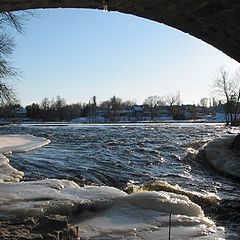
<box><xmin>10</xmin><ymin>8</ymin><xmax>240</xmax><ymax>106</ymax></box>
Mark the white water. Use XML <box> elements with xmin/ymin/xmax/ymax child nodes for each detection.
<box><xmin>126</xmin><ymin>179</ymin><xmax>220</xmax><ymax>205</ymax></box>
<box><xmin>0</xmin><ymin>134</ymin><xmax>225</xmax><ymax>239</ymax></box>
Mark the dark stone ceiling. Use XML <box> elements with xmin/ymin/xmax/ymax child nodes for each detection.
<box><xmin>0</xmin><ymin>0</ymin><xmax>240</xmax><ymax>63</ymax></box>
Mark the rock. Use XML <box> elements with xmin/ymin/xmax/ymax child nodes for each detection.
<box><xmin>18</xmin><ymin>235</ymin><xmax>43</xmax><ymax>240</ymax></box>
<box><xmin>33</xmin><ymin>215</ymin><xmax>68</xmax><ymax>233</ymax></box>
<box><xmin>41</xmin><ymin>233</ymin><xmax>56</xmax><ymax>240</ymax></box>
<box><xmin>231</xmin><ymin>134</ymin><xmax>240</xmax><ymax>152</ymax></box>
<box><xmin>0</xmin><ymin>214</ymin><xmax>79</xmax><ymax>240</ymax></box>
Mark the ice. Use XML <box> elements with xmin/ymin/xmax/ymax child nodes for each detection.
<box><xmin>0</xmin><ymin>134</ymin><xmax>50</xmax><ymax>153</ymax></box>
<box><xmin>0</xmin><ymin>134</ymin><xmax>50</xmax><ymax>182</ymax></box>
<box><xmin>204</xmin><ymin>135</ymin><xmax>240</xmax><ymax>178</ymax></box>
<box><xmin>0</xmin><ymin>178</ymin><xmax>223</xmax><ymax>239</ymax></box>
<box><xmin>72</xmin><ymin>191</ymin><xmax>223</xmax><ymax>240</ymax></box>
<box><xmin>0</xmin><ymin>179</ymin><xmax>127</xmax><ymax>217</ymax></box>
<box><xmin>126</xmin><ymin>191</ymin><xmax>204</xmax><ymax>217</ymax></box>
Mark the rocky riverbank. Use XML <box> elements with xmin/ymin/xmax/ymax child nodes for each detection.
<box><xmin>0</xmin><ymin>214</ymin><xmax>80</xmax><ymax>240</ymax></box>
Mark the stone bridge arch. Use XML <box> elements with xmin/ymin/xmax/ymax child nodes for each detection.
<box><xmin>0</xmin><ymin>0</ymin><xmax>240</xmax><ymax>63</ymax></box>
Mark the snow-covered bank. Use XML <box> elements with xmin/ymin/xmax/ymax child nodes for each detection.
<box><xmin>203</xmin><ymin>135</ymin><xmax>240</xmax><ymax>179</ymax></box>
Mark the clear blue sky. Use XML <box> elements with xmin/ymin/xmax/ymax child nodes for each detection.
<box><xmin>10</xmin><ymin>8</ymin><xmax>240</xmax><ymax>106</ymax></box>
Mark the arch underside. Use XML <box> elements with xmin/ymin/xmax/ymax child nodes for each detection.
<box><xmin>0</xmin><ymin>0</ymin><xmax>240</xmax><ymax>63</ymax></box>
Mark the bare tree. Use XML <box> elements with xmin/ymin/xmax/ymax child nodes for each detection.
<box><xmin>0</xmin><ymin>11</ymin><xmax>32</xmax><ymax>106</ymax></box>
<box><xmin>164</xmin><ymin>91</ymin><xmax>181</xmax><ymax>107</ymax></box>
<box><xmin>212</xmin><ymin>67</ymin><xmax>240</xmax><ymax>125</ymax></box>
<box><xmin>144</xmin><ymin>95</ymin><xmax>160</xmax><ymax>120</ymax></box>
<box><xmin>199</xmin><ymin>97</ymin><xmax>208</xmax><ymax>107</ymax></box>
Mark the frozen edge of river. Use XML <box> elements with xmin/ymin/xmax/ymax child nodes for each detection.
<box><xmin>203</xmin><ymin>134</ymin><xmax>240</xmax><ymax>179</ymax></box>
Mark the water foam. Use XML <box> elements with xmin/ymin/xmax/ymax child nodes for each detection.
<box><xmin>126</xmin><ymin>179</ymin><xmax>220</xmax><ymax>205</ymax></box>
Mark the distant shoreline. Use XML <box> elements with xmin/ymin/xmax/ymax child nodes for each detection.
<box><xmin>4</xmin><ymin>120</ymin><xmax>227</xmax><ymax>127</ymax></box>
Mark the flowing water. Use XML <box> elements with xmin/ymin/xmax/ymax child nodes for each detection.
<box><xmin>1</xmin><ymin>123</ymin><xmax>240</xmax><ymax>239</ymax></box>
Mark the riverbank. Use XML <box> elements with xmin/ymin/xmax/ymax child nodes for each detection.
<box><xmin>0</xmin><ymin>214</ymin><xmax>79</xmax><ymax>240</ymax></box>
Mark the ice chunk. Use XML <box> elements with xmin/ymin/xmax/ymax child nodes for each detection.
<box><xmin>126</xmin><ymin>191</ymin><xmax>204</xmax><ymax>217</ymax></box>
<box><xmin>0</xmin><ymin>179</ymin><xmax>127</xmax><ymax>217</ymax></box>
<box><xmin>0</xmin><ymin>134</ymin><xmax>50</xmax><ymax>154</ymax></box>
<box><xmin>0</xmin><ymin>154</ymin><xmax>24</xmax><ymax>183</ymax></box>
<box><xmin>204</xmin><ymin>135</ymin><xmax>240</xmax><ymax>178</ymax></box>
<box><xmin>73</xmin><ymin>191</ymin><xmax>222</xmax><ymax>240</ymax></box>
<box><xmin>0</xmin><ymin>134</ymin><xmax>50</xmax><ymax>183</ymax></box>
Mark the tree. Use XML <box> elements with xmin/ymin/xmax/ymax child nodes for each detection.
<box><xmin>26</xmin><ymin>103</ymin><xmax>40</xmax><ymax>119</ymax></box>
<box><xmin>164</xmin><ymin>91</ymin><xmax>181</xmax><ymax>107</ymax></box>
<box><xmin>200</xmin><ymin>97</ymin><xmax>208</xmax><ymax>108</ymax></box>
<box><xmin>144</xmin><ymin>95</ymin><xmax>160</xmax><ymax>120</ymax></box>
<box><xmin>40</xmin><ymin>97</ymin><xmax>50</xmax><ymax>110</ymax></box>
<box><xmin>211</xmin><ymin>67</ymin><xmax>240</xmax><ymax>125</ymax></box>
<box><xmin>91</xmin><ymin>95</ymin><xmax>97</xmax><ymax>119</ymax></box>
<box><xmin>0</xmin><ymin>12</ymin><xmax>28</xmax><ymax>106</ymax></box>
<box><xmin>55</xmin><ymin>95</ymin><xmax>66</xmax><ymax>120</ymax></box>
<box><xmin>0</xmin><ymin>24</ymin><xmax>17</xmax><ymax>105</ymax></box>
<box><xmin>108</xmin><ymin>95</ymin><xmax>122</xmax><ymax>121</ymax></box>
<box><xmin>0</xmin><ymin>12</ymin><xmax>34</xmax><ymax>108</ymax></box>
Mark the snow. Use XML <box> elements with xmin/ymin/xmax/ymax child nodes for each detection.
<box><xmin>207</xmin><ymin>113</ymin><xmax>225</xmax><ymax>122</ymax></box>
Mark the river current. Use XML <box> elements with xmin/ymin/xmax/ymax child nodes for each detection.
<box><xmin>1</xmin><ymin>123</ymin><xmax>240</xmax><ymax>239</ymax></box>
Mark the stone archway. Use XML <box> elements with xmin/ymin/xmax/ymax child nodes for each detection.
<box><xmin>0</xmin><ymin>0</ymin><xmax>240</xmax><ymax>63</ymax></box>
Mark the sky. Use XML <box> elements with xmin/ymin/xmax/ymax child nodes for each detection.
<box><xmin>8</xmin><ymin>8</ymin><xmax>240</xmax><ymax>106</ymax></box>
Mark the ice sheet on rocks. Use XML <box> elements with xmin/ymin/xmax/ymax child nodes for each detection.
<box><xmin>203</xmin><ymin>135</ymin><xmax>240</xmax><ymax>178</ymax></box>
<box><xmin>0</xmin><ymin>154</ymin><xmax>24</xmax><ymax>183</ymax></box>
<box><xmin>0</xmin><ymin>134</ymin><xmax>50</xmax><ymax>182</ymax></box>
<box><xmin>0</xmin><ymin>179</ymin><xmax>127</xmax><ymax>217</ymax></box>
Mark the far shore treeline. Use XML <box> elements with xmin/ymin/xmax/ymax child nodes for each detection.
<box><xmin>0</xmin><ymin>93</ymin><xmax>235</xmax><ymax>124</ymax></box>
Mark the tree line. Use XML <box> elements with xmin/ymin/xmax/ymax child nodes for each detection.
<box><xmin>22</xmin><ymin>92</ymin><xmax>185</xmax><ymax>121</ymax></box>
